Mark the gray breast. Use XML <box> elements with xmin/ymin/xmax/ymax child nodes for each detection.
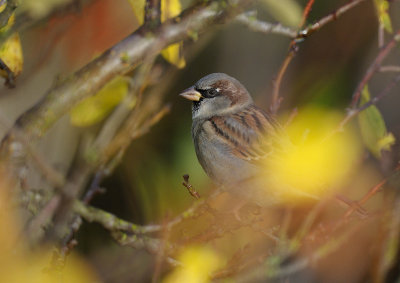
<box><xmin>191</xmin><ymin>119</ymin><xmax>257</xmax><ymax>188</ymax></box>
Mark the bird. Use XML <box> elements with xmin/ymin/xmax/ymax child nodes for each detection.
<box><xmin>179</xmin><ymin>73</ymin><xmax>311</xmax><ymax>207</ymax></box>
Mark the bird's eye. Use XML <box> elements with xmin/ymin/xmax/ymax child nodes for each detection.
<box><xmin>203</xmin><ymin>88</ymin><xmax>219</xmax><ymax>98</ymax></box>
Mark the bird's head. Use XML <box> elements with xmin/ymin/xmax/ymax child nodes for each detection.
<box><xmin>179</xmin><ymin>73</ymin><xmax>253</xmax><ymax>120</ymax></box>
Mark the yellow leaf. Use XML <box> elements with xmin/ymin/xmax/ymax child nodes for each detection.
<box><xmin>0</xmin><ymin>3</ymin><xmax>23</xmax><ymax>83</ymax></box>
<box><xmin>126</xmin><ymin>0</ymin><xmax>186</xmax><ymax>68</ymax></box>
<box><xmin>0</xmin><ymin>169</ymin><xmax>100</xmax><ymax>283</ymax></box>
<box><xmin>261</xmin><ymin>0</ymin><xmax>302</xmax><ymax>28</ymax></box>
<box><xmin>358</xmin><ymin>85</ymin><xmax>394</xmax><ymax>158</ymax></box>
<box><xmin>161</xmin><ymin>43</ymin><xmax>185</xmax><ymax>68</ymax></box>
<box><xmin>374</xmin><ymin>0</ymin><xmax>393</xmax><ymax>33</ymax></box>
<box><xmin>161</xmin><ymin>0</ymin><xmax>181</xmax><ymax>21</ymax></box>
<box><xmin>163</xmin><ymin>246</ymin><xmax>223</xmax><ymax>283</ymax></box>
<box><xmin>265</xmin><ymin>106</ymin><xmax>362</xmax><ymax>202</ymax></box>
<box><xmin>161</xmin><ymin>0</ymin><xmax>185</xmax><ymax>68</ymax></box>
<box><xmin>0</xmin><ymin>33</ymin><xmax>23</xmax><ymax>80</ymax></box>
<box><xmin>70</xmin><ymin>76</ymin><xmax>131</xmax><ymax>127</ymax></box>
<box><xmin>127</xmin><ymin>0</ymin><xmax>145</xmax><ymax>25</ymax></box>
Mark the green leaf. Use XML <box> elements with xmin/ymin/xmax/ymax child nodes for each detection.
<box><xmin>374</xmin><ymin>0</ymin><xmax>393</xmax><ymax>33</ymax></box>
<box><xmin>357</xmin><ymin>85</ymin><xmax>395</xmax><ymax>158</ymax></box>
<box><xmin>260</xmin><ymin>0</ymin><xmax>302</xmax><ymax>28</ymax></box>
<box><xmin>70</xmin><ymin>76</ymin><xmax>131</xmax><ymax>127</ymax></box>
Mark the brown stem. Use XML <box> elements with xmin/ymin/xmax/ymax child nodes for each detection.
<box><xmin>350</xmin><ymin>29</ymin><xmax>400</xmax><ymax>108</ymax></box>
<box><xmin>145</xmin><ymin>0</ymin><xmax>161</xmax><ymax>27</ymax></box>
<box><xmin>297</xmin><ymin>0</ymin><xmax>368</xmax><ymax>39</ymax></box>
<box><xmin>270</xmin><ymin>45</ymin><xmax>297</xmax><ymax>114</ymax></box>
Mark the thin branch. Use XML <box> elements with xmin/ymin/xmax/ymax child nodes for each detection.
<box><xmin>235</xmin><ymin>12</ymin><xmax>297</xmax><ymax>38</ymax></box>
<box><xmin>378</xmin><ymin>24</ymin><xmax>385</xmax><ymax>48</ymax></box>
<box><xmin>235</xmin><ymin>220</ymin><xmax>365</xmax><ymax>282</ymax></box>
<box><xmin>270</xmin><ymin>0</ymin><xmax>368</xmax><ymax>113</ymax></box>
<box><xmin>73</xmin><ymin>200</ymin><xmax>151</xmax><ymax>234</ymax></box>
<box><xmin>297</xmin><ymin>0</ymin><xmax>368</xmax><ymax>39</ymax></box>
<box><xmin>299</xmin><ymin>0</ymin><xmax>315</xmax><ymax>28</ymax></box>
<box><xmin>343</xmin><ymin>179</ymin><xmax>386</xmax><ymax>219</ymax></box>
<box><xmin>182</xmin><ymin>174</ymin><xmax>201</xmax><ymax>199</ymax></box>
<box><xmin>350</xmin><ymin>29</ymin><xmax>400</xmax><ymax>108</ymax></box>
<box><xmin>379</xmin><ymin>65</ymin><xmax>400</xmax><ymax>73</ymax></box>
<box><xmin>270</xmin><ymin>45</ymin><xmax>297</xmax><ymax>114</ymax></box>
<box><xmin>74</xmin><ymin>189</ymin><xmax>212</xmax><ymax>235</ymax></box>
<box><xmin>0</xmin><ymin>0</ymin><xmax>250</xmax><ymax>153</ymax></box>
<box><xmin>337</xmin><ymin>73</ymin><xmax>400</xmax><ymax>132</ymax></box>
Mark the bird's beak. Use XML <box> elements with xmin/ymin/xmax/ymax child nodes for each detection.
<box><xmin>179</xmin><ymin>87</ymin><xmax>202</xmax><ymax>101</ymax></box>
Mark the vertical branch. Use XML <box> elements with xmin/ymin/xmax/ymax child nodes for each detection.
<box><xmin>270</xmin><ymin>44</ymin><xmax>297</xmax><ymax>114</ymax></box>
<box><xmin>145</xmin><ymin>0</ymin><xmax>161</xmax><ymax>27</ymax></box>
<box><xmin>299</xmin><ymin>0</ymin><xmax>315</xmax><ymax>28</ymax></box>
<box><xmin>270</xmin><ymin>0</ymin><xmax>368</xmax><ymax>114</ymax></box>
<box><xmin>350</xmin><ymin>29</ymin><xmax>400</xmax><ymax>108</ymax></box>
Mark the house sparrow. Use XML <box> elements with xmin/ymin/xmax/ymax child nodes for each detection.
<box><xmin>179</xmin><ymin>73</ymin><xmax>309</xmax><ymax>207</ymax></box>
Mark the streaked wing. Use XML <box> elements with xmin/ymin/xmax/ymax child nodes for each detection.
<box><xmin>207</xmin><ymin>105</ymin><xmax>282</xmax><ymax>163</ymax></box>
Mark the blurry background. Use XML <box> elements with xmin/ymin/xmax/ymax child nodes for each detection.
<box><xmin>1</xmin><ymin>0</ymin><xmax>400</xmax><ymax>282</ymax></box>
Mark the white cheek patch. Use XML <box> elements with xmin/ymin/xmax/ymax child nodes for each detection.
<box><xmin>193</xmin><ymin>101</ymin><xmax>212</xmax><ymax>119</ymax></box>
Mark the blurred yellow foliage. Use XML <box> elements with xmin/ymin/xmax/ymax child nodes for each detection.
<box><xmin>20</xmin><ymin>0</ymin><xmax>70</xmax><ymax>18</ymax></box>
<box><xmin>128</xmin><ymin>0</ymin><xmax>185</xmax><ymax>68</ymax></box>
<box><xmin>160</xmin><ymin>0</ymin><xmax>185</xmax><ymax>68</ymax></box>
<box><xmin>265</xmin><ymin>106</ymin><xmax>362</xmax><ymax>202</ymax></box>
<box><xmin>0</xmin><ymin>170</ymin><xmax>99</xmax><ymax>283</ymax></box>
<box><xmin>70</xmin><ymin>75</ymin><xmax>131</xmax><ymax>127</ymax></box>
<box><xmin>261</xmin><ymin>0</ymin><xmax>302</xmax><ymax>27</ymax></box>
<box><xmin>163</xmin><ymin>246</ymin><xmax>223</xmax><ymax>283</ymax></box>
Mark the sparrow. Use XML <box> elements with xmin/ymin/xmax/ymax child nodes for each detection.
<box><xmin>179</xmin><ymin>73</ymin><xmax>302</xmax><ymax>207</ymax></box>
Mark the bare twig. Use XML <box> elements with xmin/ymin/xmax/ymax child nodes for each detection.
<box><xmin>182</xmin><ymin>174</ymin><xmax>200</xmax><ymax>199</ymax></box>
<box><xmin>378</xmin><ymin>25</ymin><xmax>385</xmax><ymax>48</ymax></box>
<box><xmin>343</xmin><ymin>179</ymin><xmax>386</xmax><ymax>219</ymax></box>
<box><xmin>270</xmin><ymin>45</ymin><xmax>297</xmax><ymax>114</ymax></box>
<box><xmin>299</xmin><ymin>0</ymin><xmax>315</xmax><ymax>28</ymax></box>
<box><xmin>0</xmin><ymin>0</ymin><xmax>250</xmax><ymax>153</ymax></box>
<box><xmin>379</xmin><ymin>65</ymin><xmax>400</xmax><ymax>73</ymax></box>
<box><xmin>336</xmin><ymin>73</ymin><xmax>400</xmax><ymax>132</ymax></box>
<box><xmin>350</xmin><ymin>29</ymin><xmax>400</xmax><ymax>108</ymax></box>
<box><xmin>145</xmin><ymin>0</ymin><xmax>161</xmax><ymax>27</ymax></box>
<box><xmin>235</xmin><ymin>220</ymin><xmax>365</xmax><ymax>282</ymax></box>
<box><xmin>235</xmin><ymin>12</ymin><xmax>297</xmax><ymax>38</ymax></box>
<box><xmin>270</xmin><ymin>0</ymin><xmax>367</xmax><ymax>113</ymax></box>
<box><xmin>297</xmin><ymin>0</ymin><xmax>368</xmax><ymax>39</ymax></box>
